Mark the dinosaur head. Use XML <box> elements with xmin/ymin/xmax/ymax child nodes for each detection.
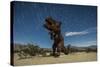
<box><xmin>43</xmin><ymin>17</ymin><xmax>61</xmax><ymax>33</ymax></box>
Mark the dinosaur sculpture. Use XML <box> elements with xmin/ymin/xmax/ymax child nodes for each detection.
<box><xmin>44</xmin><ymin>17</ymin><xmax>68</xmax><ymax>57</ymax></box>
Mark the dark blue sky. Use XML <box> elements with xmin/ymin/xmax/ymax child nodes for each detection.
<box><xmin>13</xmin><ymin>1</ymin><xmax>97</xmax><ymax>48</ymax></box>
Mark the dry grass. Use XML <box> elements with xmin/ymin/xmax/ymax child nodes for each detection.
<box><xmin>14</xmin><ymin>52</ymin><xmax>97</xmax><ymax>66</ymax></box>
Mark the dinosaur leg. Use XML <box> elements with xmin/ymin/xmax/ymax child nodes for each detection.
<box><xmin>52</xmin><ymin>44</ymin><xmax>56</xmax><ymax>56</ymax></box>
<box><xmin>56</xmin><ymin>45</ymin><xmax>61</xmax><ymax>57</ymax></box>
<box><xmin>61</xmin><ymin>41</ymin><xmax>69</xmax><ymax>55</ymax></box>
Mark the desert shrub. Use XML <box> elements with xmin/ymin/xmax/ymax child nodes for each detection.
<box><xmin>38</xmin><ymin>48</ymin><xmax>51</xmax><ymax>57</ymax></box>
<box><xmin>38</xmin><ymin>48</ymin><xmax>47</xmax><ymax>57</ymax></box>
<box><xmin>86</xmin><ymin>48</ymin><xmax>97</xmax><ymax>53</ymax></box>
<box><xmin>14</xmin><ymin>50</ymin><xmax>20</xmax><ymax>53</ymax></box>
<box><xmin>26</xmin><ymin>43</ymin><xmax>40</xmax><ymax>56</ymax></box>
<box><xmin>64</xmin><ymin>44</ymin><xmax>71</xmax><ymax>54</ymax></box>
<box><xmin>70</xmin><ymin>48</ymin><xmax>78</xmax><ymax>53</ymax></box>
<box><xmin>41</xmin><ymin>52</ymin><xmax>47</xmax><ymax>57</ymax></box>
<box><xmin>67</xmin><ymin>44</ymin><xmax>71</xmax><ymax>53</ymax></box>
<box><xmin>17</xmin><ymin>43</ymin><xmax>40</xmax><ymax>59</ymax></box>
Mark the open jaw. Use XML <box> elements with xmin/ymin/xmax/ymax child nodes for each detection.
<box><xmin>43</xmin><ymin>17</ymin><xmax>61</xmax><ymax>33</ymax></box>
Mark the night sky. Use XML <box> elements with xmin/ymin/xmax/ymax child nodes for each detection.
<box><xmin>13</xmin><ymin>1</ymin><xmax>97</xmax><ymax>48</ymax></box>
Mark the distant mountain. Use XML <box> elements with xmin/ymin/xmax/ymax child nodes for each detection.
<box><xmin>65</xmin><ymin>45</ymin><xmax>97</xmax><ymax>51</ymax></box>
<box><xmin>87</xmin><ymin>45</ymin><xmax>97</xmax><ymax>50</ymax></box>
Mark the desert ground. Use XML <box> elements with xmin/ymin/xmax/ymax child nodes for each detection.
<box><xmin>14</xmin><ymin>52</ymin><xmax>97</xmax><ymax>66</ymax></box>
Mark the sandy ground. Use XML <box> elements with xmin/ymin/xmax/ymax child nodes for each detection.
<box><xmin>14</xmin><ymin>52</ymin><xmax>97</xmax><ymax>66</ymax></box>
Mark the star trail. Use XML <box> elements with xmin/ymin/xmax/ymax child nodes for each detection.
<box><xmin>13</xmin><ymin>1</ymin><xmax>97</xmax><ymax>48</ymax></box>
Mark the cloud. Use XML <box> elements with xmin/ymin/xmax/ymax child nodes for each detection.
<box><xmin>65</xmin><ymin>27</ymin><xmax>96</xmax><ymax>37</ymax></box>
<box><xmin>65</xmin><ymin>31</ymin><xmax>88</xmax><ymax>36</ymax></box>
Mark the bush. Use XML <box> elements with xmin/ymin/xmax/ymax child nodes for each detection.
<box><xmin>17</xmin><ymin>43</ymin><xmax>40</xmax><ymax>59</ymax></box>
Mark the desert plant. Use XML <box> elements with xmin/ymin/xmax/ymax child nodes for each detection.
<box><xmin>67</xmin><ymin>44</ymin><xmax>71</xmax><ymax>53</ymax></box>
<box><xmin>26</xmin><ymin>43</ymin><xmax>40</xmax><ymax>56</ymax></box>
<box><xmin>17</xmin><ymin>43</ymin><xmax>40</xmax><ymax>59</ymax></box>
